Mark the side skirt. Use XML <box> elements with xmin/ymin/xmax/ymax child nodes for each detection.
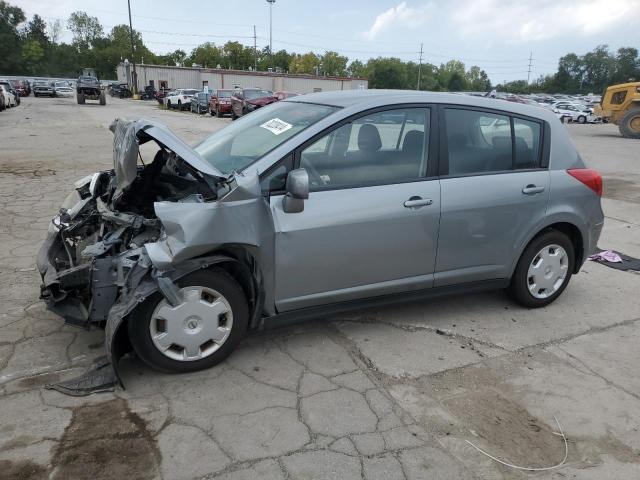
<box><xmin>260</xmin><ymin>278</ymin><xmax>510</xmax><ymax>330</ymax></box>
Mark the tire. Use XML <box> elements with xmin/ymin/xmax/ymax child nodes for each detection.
<box><xmin>210</xmin><ymin>107</ymin><xmax>215</xmax><ymax>116</ymax></box>
<box><xmin>128</xmin><ymin>268</ymin><xmax>249</xmax><ymax>373</ymax></box>
<box><xmin>577</xmin><ymin>115</ymin><xmax>586</xmax><ymax>124</ymax></box>
<box><xmin>77</xmin><ymin>93</ymin><xmax>84</xmax><ymax>104</ymax></box>
<box><xmin>99</xmin><ymin>93</ymin><xmax>106</xmax><ymax>105</ymax></box>
<box><xmin>216</xmin><ymin>107</ymin><xmax>222</xmax><ymax>118</ymax></box>
<box><xmin>178</xmin><ymin>100</ymin><xmax>182</xmax><ymax>110</ymax></box>
<box><xmin>619</xmin><ymin>108</ymin><xmax>640</xmax><ymax>139</ymax></box>
<box><xmin>166</xmin><ymin>100</ymin><xmax>172</xmax><ymax>109</ymax></box>
<box><xmin>508</xmin><ymin>230</ymin><xmax>575</xmax><ymax>308</ymax></box>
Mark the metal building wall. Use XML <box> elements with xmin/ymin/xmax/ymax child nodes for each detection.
<box><xmin>117</xmin><ymin>64</ymin><xmax>368</xmax><ymax>93</ymax></box>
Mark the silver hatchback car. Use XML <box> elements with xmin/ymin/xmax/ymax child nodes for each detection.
<box><xmin>38</xmin><ymin>90</ymin><xmax>603</xmax><ymax>377</ymax></box>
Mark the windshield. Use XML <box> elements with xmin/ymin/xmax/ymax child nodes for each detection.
<box><xmin>194</xmin><ymin>101</ymin><xmax>338</xmax><ymax>175</ymax></box>
<box><xmin>218</xmin><ymin>90</ymin><xmax>232</xmax><ymax>98</ymax></box>
<box><xmin>245</xmin><ymin>89</ymin><xmax>272</xmax><ymax>99</ymax></box>
<box><xmin>183</xmin><ymin>89</ymin><xmax>200</xmax><ymax>95</ymax></box>
<box><xmin>55</xmin><ymin>82</ymin><xmax>68</xmax><ymax>88</ymax></box>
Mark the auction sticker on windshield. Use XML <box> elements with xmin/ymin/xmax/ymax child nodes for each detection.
<box><xmin>260</xmin><ymin>118</ymin><xmax>293</xmax><ymax>135</ymax></box>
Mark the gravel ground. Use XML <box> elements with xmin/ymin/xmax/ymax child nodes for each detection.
<box><xmin>0</xmin><ymin>96</ymin><xmax>639</xmax><ymax>480</ymax></box>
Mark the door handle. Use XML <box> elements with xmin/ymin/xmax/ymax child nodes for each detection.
<box><xmin>522</xmin><ymin>184</ymin><xmax>545</xmax><ymax>195</ymax></box>
<box><xmin>404</xmin><ymin>196</ymin><xmax>433</xmax><ymax>208</ymax></box>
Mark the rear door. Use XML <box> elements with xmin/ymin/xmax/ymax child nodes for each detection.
<box><xmin>435</xmin><ymin>106</ymin><xmax>549</xmax><ymax>286</ymax></box>
<box><xmin>269</xmin><ymin>106</ymin><xmax>441</xmax><ymax>312</ymax></box>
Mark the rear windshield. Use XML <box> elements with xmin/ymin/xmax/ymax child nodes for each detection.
<box><xmin>245</xmin><ymin>89</ymin><xmax>272</xmax><ymax>99</ymax></box>
<box><xmin>218</xmin><ymin>90</ymin><xmax>232</xmax><ymax>98</ymax></box>
<box><xmin>183</xmin><ymin>89</ymin><xmax>200</xmax><ymax>95</ymax></box>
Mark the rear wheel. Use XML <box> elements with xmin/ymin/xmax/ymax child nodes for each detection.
<box><xmin>178</xmin><ymin>100</ymin><xmax>182</xmax><ymax>110</ymax></box>
<box><xmin>128</xmin><ymin>268</ymin><xmax>249</xmax><ymax>373</ymax></box>
<box><xmin>508</xmin><ymin>230</ymin><xmax>574</xmax><ymax>308</ymax></box>
<box><xmin>99</xmin><ymin>92</ymin><xmax>106</xmax><ymax>105</ymax></box>
<box><xmin>77</xmin><ymin>93</ymin><xmax>84</xmax><ymax>104</ymax></box>
<box><xmin>619</xmin><ymin>108</ymin><xmax>640</xmax><ymax>139</ymax></box>
<box><xmin>166</xmin><ymin>100</ymin><xmax>172</xmax><ymax>109</ymax></box>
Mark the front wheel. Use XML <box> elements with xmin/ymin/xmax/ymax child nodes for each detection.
<box><xmin>128</xmin><ymin>268</ymin><xmax>249</xmax><ymax>373</ymax></box>
<box><xmin>178</xmin><ymin>100</ymin><xmax>182</xmax><ymax>110</ymax></box>
<box><xmin>508</xmin><ymin>230</ymin><xmax>574</xmax><ymax>308</ymax></box>
<box><xmin>577</xmin><ymin>115</ymin><xmax>586</xmax><ymax>124</ymax></box>
<box><xmin>619</xmin><ymin>109</ymin><xmax>640</xmax><ymax>139</ymax></box>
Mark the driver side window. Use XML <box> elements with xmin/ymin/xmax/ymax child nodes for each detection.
<box><xmin>299</xmin><ymin>108</ymin><xmax>430</xmax><ymax>190</ymax></box>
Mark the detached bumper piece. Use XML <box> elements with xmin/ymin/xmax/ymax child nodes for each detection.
<box><xmin>44</xmin><ymin>356</ymin><xmax>119</xmax><ymax>396</ymax></box>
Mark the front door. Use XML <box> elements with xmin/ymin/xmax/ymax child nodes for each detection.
<box><xmin>270</xmin><ymin>107</ymin><xmax>441</xmax><ymax>312</ymax></box>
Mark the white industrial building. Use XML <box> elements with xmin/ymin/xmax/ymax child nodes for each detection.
<box><xmin>116</xmin><ymin>63</ymin><xmax>368</xmax><ymax>93</ymax></box>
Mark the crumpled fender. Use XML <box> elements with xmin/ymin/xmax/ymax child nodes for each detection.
<box><xmin>105</xmin><ymin>253</ymin><xmax>241</xmax><ymax>386</ymax></box>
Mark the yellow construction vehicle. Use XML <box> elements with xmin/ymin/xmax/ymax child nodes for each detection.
<box><xmin>594</xmin><ymin>82</ymin><xmax>640</xmax><ymax>138</ymax></box>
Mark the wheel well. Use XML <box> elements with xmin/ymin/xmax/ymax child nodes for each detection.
<box><xmin>539</xmin><ymin>222</ymin><xmax>584</xmax><ymax>273</ymax></box>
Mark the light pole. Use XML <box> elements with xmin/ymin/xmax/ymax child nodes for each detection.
<box><xmin>266</xmin><ymin>0</ymin><xmax>275</xmax><ymax>56</ymax></box>
<box><xmin>127</xmin><ymin>0</ymin><xmax>137</xmax><ymax>94</ymax></box>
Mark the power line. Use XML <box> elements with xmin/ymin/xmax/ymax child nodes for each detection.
<box><xmin>417</xmin><ymin>43</ymin><xmax>423</xmax><ymax>90</ymax></box>
<box><xmin>527</xmin><ymin>51</ymin><xmax>533</xmax><ymax>84</ymax></box>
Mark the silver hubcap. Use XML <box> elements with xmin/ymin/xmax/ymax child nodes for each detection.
<box><xmin>150</xmin><ymin>286</ymin><xmax>233</xmax><ymax>362</ymax></box>
<box><xmin>527</xmin><ymin>244</ymin><xmax>569</xmax><ymax>299</ymax></box>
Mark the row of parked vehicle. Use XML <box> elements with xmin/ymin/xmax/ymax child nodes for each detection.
<box><xmin>156</xmin><ymin>87</ymin><xmax>299</xmax><ymax>119</ymax></box>
<box><xmin>473</xmin><ymin>91</ymin><xmax>603</xmax><ymax>124</ymax></box>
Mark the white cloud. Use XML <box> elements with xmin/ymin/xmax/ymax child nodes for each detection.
<box><xmin>362</xmin><ymin>2</ymin><xmax>434</xmax><ymax>40</ymax></box>
<box><xmin>452</xmin><ymin>0</ymin><xmax>640</xmax><ymax>43</ymax></box>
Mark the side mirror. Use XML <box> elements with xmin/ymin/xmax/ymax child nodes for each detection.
<box><xmin>282</xmin><ymin>168</ymin><xmax>309</xmax><ymax>213</ymax></box>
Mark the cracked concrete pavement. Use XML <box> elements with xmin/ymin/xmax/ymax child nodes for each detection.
<box><xmin>1</xmin><ymin>96</ymin><xmax>639</xmax><ymax>479</ymax></box>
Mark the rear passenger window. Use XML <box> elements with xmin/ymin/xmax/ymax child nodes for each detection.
<box><xmin>513</xmin><ymin>118</ymin><xmax>541</xmax><ymax>169</ymax></box>
<box><xmin>445</xmin><ymin>109</ymin><xmax>512</xmax><ymax>175</ymax></box>
<box><xmin>445</xmin><ymin>109</ymin><xmax>543</xmax><ymax>175</ymax></box>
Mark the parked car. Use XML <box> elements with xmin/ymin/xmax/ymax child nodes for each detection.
<box><xmin>53</xmin><ymin>81</ymin><xmax>74</xmax><ymax>97</ymax></box>
<box><xmin>189</xmin><ymin>91</ymin><xmax>210</xmax><ymax>114</ymax></box>
<box><xmin>551</xmin><ymin>103</ymin><xmax>598</xmax><ymax>124</ymax></box>
<box><xmin>0</xmin><ymin>84</ymin><xmax>17</xmax><ymax>107</ymax></box>
<box><xmin>166</xmin><ymin>89</ymin><xmax>200</xmax><ymax>110</ymax></box>
<box><xmin>0</xmin><ymin>80</ymin><xmax>20</xmax><ymax>105</ymax></box>
<box><xmin>109</xmin><ymin>83</ymin><xmax>132</xmax><ymax>98</ymax></box>
<box><xmin>230</xmin><ymin>88</ymin><xmax>276</xmax><ymax>119</ymax></box>
<box><xmin>156</xmin><ymin>88</ymin><xmax>172</xmax><ymax>104</ymax></box>
<box><xmin>274</xmin><ymin>91</ymin><xmax>300</xmax><ymax>101</ymax></box>
<box><xmin>33</xmin><ymin>80</ymin><xmax>54</xmax><ymax>97</ymax></box>
<box><xmin>0</xmin><ymin>87</ymin><xmax>6</xmax><ymax>111</ymax></box>
<box><xmin>38</xmin><ymin>91</ymin><xmax>604</xmax><ymax>378</ymax></box>
<box><xmin>209</xmin><ymin>89</ymin><xmax>233</xmax><ymax>117</ymax></box>
<box><xmin>14</xmin><ymin>80</ymin><xmax>29</xmax><ymax>96</ymax></box>
<box><xmin>140</xmin><ymin>85</ymin><xmax>156</xmax><ymax>100</ymax></box>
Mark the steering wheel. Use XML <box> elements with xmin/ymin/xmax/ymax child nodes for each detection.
<box><xmin>300</xmin><ymin>158</ymin><xmax>327</xmax><ymax>186</ymax></box>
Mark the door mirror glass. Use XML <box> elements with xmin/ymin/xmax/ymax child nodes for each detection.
<box><xmin>283</xmin><ymin>168</ymin><xmax>309</xmax><ymax>213</ymax></box>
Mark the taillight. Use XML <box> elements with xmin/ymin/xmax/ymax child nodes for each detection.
<box><xmin>183</xmin><ymin>95</ymin><xmax>187</xmax><ymax>99</ymax></box>
<box><xmin>567</xmin><ymin>169</ymin><xmax>602</xmax><ymax>196</ymax></box>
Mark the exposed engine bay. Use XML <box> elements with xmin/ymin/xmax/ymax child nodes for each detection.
<box><xmin>37</xmin><ymin>118</ymin><xmax>273</xmax><ymax>394</ymax></box>
<box><xmin>38</xmin><ymin>120</ymin><xmax>221</xmax><ymax>327</ymax></box>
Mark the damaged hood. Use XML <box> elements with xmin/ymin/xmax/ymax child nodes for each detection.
<box><xmin>109</xmin><ymin>118</ymin><xmax>226</xmax><ymax>197</ymax></box>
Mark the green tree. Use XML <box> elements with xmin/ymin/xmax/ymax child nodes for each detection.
<box><xmin>466</xmin><ymin>65</ymin><xmax>491</xmax><ymax>91</ymax></box>
<box><xmin>612</xmin><ymin>47</ymin><xmax>639</xmax><ymax>84</ymax></box>
<box><xmin>67</xmin><ymin>11</ymin><xmax>103</xmax><ymax>50</ymax></box>
<box><xmin>321</xmin><ymin>51</ymin><xmax>348</xmax><ymax>76</ymax></box>
<box><xmin>582</xmin><ymin>45</ymin><xmax>614</xmax><ymax>93</ymax></box>
<box><xmin>222</xmin><ymin>41</ymin><xmax>253</xmax><ymax>69</ymax></box>
<box><xmin>188</xmin><ymin>42</ymin><xmax>223</xmax><ymax>68</ymax></box>
<box><xmin>366</xmin><ymin>57</ymin><xmax>407</xmax><ymax>89</ymax></box>
<box><xmin>289</xmin><ymin>52</ymin><xmax>320</xmax><ymax>74</ymax></box>
<box><xmin>21</xmin><ymin>39</ymin><xmax>44</xmax><ymax>73</ymax></box>
<box><xmin>0</xmin><ymin>1</ymin><xmax>26</xmax><ymax>73</ymax></box>
<box><xmin>347</xmin><ymin>59</ymin><xmax>366</xmax><ymax>78</ymax></box>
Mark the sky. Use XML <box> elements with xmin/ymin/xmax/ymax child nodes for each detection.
<box><xmin>12</xmin><ymin>0</ymin><xmax>640</xmax><ymax>84</ymax></box>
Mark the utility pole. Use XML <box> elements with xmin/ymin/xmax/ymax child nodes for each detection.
<box><xmin>253</xmin><ymin>25</ymin><xmax>257</xmax><ymax>71</ymax></box>
<box><xmin>267</xmin><ymin>0</ymin><xmax>275</xmax><ymax>56</ymax></box>
<box><xmin>527</xmin><ymin>51</ymin><xmax>533</xmax><ymax>84</ymax></box>
<box><xmin>127</xmin><ymin>0</ymin><xmax>137</xmax><ymax>94</ymax></box>
<box><xmin>417</xmin><ymin>43</ymin><xmax>423</xmax><ymax>90</ymax></box>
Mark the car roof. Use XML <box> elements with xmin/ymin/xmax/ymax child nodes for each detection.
<box><xmin>286</xmin><ymin>89</ymin><xmax>558</xmax><ymax>121</ymax></box>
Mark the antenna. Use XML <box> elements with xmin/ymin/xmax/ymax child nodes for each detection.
<box><xmin>417</xmin><ymin>43</ymin><xmax>423</xmax><ymax>90</ymax></box>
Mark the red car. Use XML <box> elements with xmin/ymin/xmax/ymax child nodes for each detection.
<box><xmin>14</xmin><ymin>80</ymin><xmax>29</xmax><ymax>97</ymax></box>
<box><xmin>230</xmin><ymin>88</ymin><xmax>277</xmax><ymax>119</ymax></box>
<box><xmin>209</xmin><ymin>89</ymin><xmax>233</xmax><ymax>117</ymax></box>
<box><xmin>274</xmin><ymin>91</ymin><xmax>300</xmax><ymax>101</ymax></box>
